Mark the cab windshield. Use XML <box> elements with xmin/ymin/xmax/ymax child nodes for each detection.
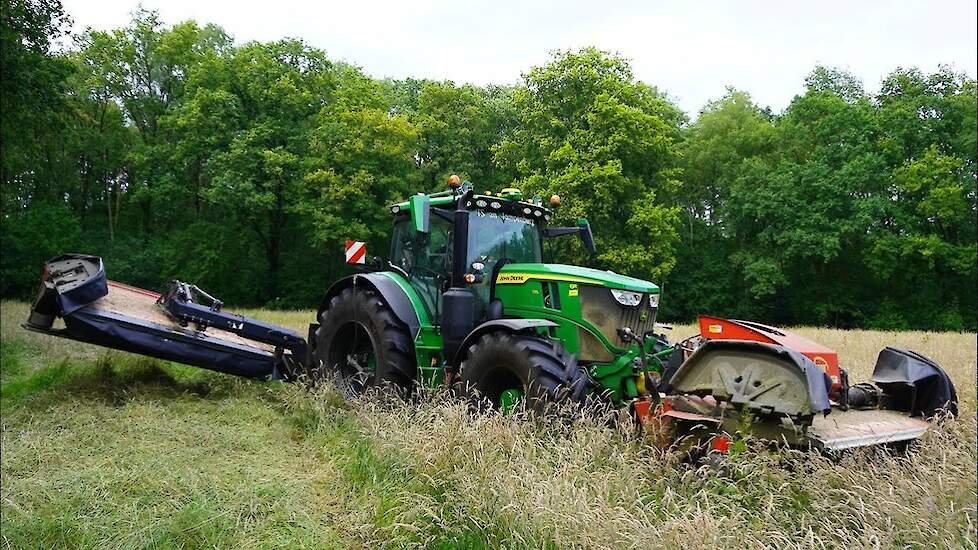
<box><xmin>467</xmin><ymin>211</ymin><xmax>542</xmax><ymax>266</ymax></box>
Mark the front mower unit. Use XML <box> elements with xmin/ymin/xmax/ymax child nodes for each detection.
<box><xmin>648</xmin><ymin>316</ymin><xmax>957</xmax><ymax>452</ymax></box>
<box><xmin>668</xmin><ymin>340</ymin><xmax>831</xmax><ymax>420</ymax></box>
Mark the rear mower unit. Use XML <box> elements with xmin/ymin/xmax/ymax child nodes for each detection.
<box><xmin>24</xmin><ymin>179</ymin><xmax>958</xmax><ymax>452</ymax></box>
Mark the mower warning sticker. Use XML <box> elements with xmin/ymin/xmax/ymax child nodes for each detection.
<box><xmin>708</xmin><ymin>324</ymin><xmax>723</xmax><ymax>334</ymax></box>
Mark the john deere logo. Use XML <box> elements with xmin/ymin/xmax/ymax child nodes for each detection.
<box><xmin>496</xmin><ymin>273</ymin><xmax>594</xmax><ymax>285</ymax></box>
<box><xmin>496</xmin><ymin>273</ymin><xmax>528</xmax><ymax>284</ymax></box>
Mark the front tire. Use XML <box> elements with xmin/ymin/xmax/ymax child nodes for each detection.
<box><xmin>459</xmin><ymin>332</ymin><xmax>587</xmax><ymax>413</ymax></box>
<box><xmin>311</xmin><ymin>287</ymin><xmax>415</xmax><ymax>393</ymax></box>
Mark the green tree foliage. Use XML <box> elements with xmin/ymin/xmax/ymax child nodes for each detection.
<box><xmin>199</xmin><ymin>39</ymin><xmax>333</xmax><ymax>300</ymax></box>
<box><xmin>415</xmin><ymin>81</ymin><xmax>512</xmax><ymax>189</ymax></box>
<box><xmin>667</xmin><ymin>67</ymin><xmax>976</xmax><ymax>329</ymax></box>
<box><xmin>1</xmin><ymin>0</ymin><xmax>73</xmax><ymax>192</ymax></box>
<box><xmin>495</xmin><ymin>48</ymin><xmax>685</xmax><ymax>281</ymax></box>
<box><xmin>1</xmin><ymin>4</ymin><xmax>975</xmax><ymax>330</ymax></box>
<box><xmin>381</xmin><ymin>78</ymin><xmax>516</xmax><ymax>190</ymax></box>
<box><xmin>1</xmin><ymin>0</ymin><xmax>79</xmax><ymax>289</ymax></box>
<box><xmin>304</xmin><ymin>68</ymin><xmax>420</xmax><ymax>283</ymax></box>
<box><xmin>664</xmin><ymin>89</ymin><xmax>775</xmax><ymax>319</ymax></box>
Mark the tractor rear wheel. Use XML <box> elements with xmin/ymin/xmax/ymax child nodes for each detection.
<box><xmin>311</xmin><ymin>287</ymin><xmax>415</xmax><ymax>393</ymax></box>
<box><xmin>458</xmin><ymin>332</ymin><xmax>587</xmax><ymax>413</ymax></box>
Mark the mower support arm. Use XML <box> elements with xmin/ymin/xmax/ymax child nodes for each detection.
<box><xmin>160</xmin><ymin>281</ymin><xmax>307</xmax><ymax>361</ymax></box>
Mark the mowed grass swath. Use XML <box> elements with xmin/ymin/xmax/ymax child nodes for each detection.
<box><xmin>1</xmin><ymin>301</ymin><xmax>975</xmax><ymax>549</ymax></box>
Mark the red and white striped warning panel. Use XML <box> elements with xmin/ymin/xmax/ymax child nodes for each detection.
<box><xmin>345</xmin><ymin>240</ymin><xmax>367</xmax><ymax>264</ymax></box>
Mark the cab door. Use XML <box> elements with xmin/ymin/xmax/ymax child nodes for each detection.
<box><xmin>390</xmin><ymin>217</ymin><xmax>453</xmax><ymax>323</ymax></box>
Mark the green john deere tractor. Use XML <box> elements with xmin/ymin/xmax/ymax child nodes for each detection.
<box><xmin>26</xmin><ymin>176</ymin><xmax>958</xmax><ymax>451</ymax></box>
<box><xmin>310</xmin><ymin>179</ymin><xmax>669</xmax><ymax>411</ymax></box>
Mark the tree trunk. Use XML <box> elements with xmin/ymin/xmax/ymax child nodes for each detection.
<box><xmin>265</xmin><ymin>178</ymin><xmax>286</xmax><ymax>302</ymax></box>
<box><xmin>141</xmin><ymin>193</ymin><xmax>152</xmax><ymax>239</ymax></box>
<box><xmin>194</xmin><ymin>159</ymin><xmax>202</xmax><ymax>215</ymax></box>
<box><xmin>78</xmin><ymin>153</ymin><xmax>91</xmax><ymax>219</ymax></box>
<box><xmin>114</xmin><ymin>171</ymin><xmax>124</xmax><ymax>237</ymax></box>
<box><xmin>106</xmin><ymin>174</ymin><xmax>114</xmax><ymax>242</ymax></box>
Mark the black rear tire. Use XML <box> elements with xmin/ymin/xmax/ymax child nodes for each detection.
<box><xmin>311</xmin><ymin>287</ymin><xmax>415</xmax><ymax>393</ymax></box>
<box><xmin>458</xmin><ymin>332</ymin><xmax>587</xmax><ymax>413</ymax></box>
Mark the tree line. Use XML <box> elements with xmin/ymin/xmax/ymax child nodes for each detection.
<box><xmin>2</xmin><ymin>2</ymin><xmax>975</xmax><ymax>330</ymax></box>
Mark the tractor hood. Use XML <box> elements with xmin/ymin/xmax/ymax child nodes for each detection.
<box><xmin>496</xmin><ymin>263</ymin><xmax>659</xmax><ymax>293</ymax></box>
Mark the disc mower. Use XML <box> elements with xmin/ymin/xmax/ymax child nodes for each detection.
<box><xmin>24</xmin><ymin>178</ymin><xmax>958</xmax><ymax>452</ymax></box>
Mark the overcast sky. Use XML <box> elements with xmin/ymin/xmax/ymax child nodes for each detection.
<box><xmin>61</xmin><ymin>0</ymin><xmax>977</xmax><ymax>115</ymax></box>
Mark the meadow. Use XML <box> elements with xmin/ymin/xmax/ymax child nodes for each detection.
<box><xmin>1</xmin><ymin>301</ymin><xmax>975</xmax><ymax>549</ymax></box>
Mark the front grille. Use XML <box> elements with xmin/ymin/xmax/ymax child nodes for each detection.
<box><xmin>579</xmin><ymin>285</ymin><xmax>656</xmax><ymax>359</ymax></box>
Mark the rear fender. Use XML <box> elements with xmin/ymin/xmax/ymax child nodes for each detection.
<box><xmin>453</xmin><ymin>319</ymin><xmax>558</xmax><ymax>363</ymax></box>
<box><xmin>319</xmin><ymin>273</ymin><xmax>421</xmax><ymax>339</ymax></box>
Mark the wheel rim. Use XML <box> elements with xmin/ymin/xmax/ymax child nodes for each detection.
<box><xmin>327</xmin><ymin>321</ymin><xmax>377</xmax><ymax>389</ymax></box>
<box><xmin>499</xmin><ymin>388</ymin><xmax>524</xmax><ymax>414</ymax></box>
<box><xmin>476</xmin><ymin>364</ymin><xmax>525</xmax><ymax>410</ymax></box>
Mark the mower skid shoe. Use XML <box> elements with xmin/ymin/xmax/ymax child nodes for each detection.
<box><xmin>665</xmin><ymin>340</ymin><xmax>831</xmax><ymax>421</ymax></box>
<box><xmin>808</xmin><ymin>408</ymin><xmax>930</xmax><ymax>451</ymax></box>
<box><xmin>23</xmin><ymin>253</ymin><xmax>284</xmax><ymax>380</ymax></box>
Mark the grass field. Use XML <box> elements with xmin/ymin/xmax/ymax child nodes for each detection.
<box><xmin>1</xmin><ymin>300</ymin><xmax>975</xmax><ymax>549</ymax></box>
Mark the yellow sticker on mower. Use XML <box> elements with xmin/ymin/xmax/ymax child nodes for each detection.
<box><xmin>708</xmin><ymin>324</ymin><xmax>723</xmax><ymax>334</ymax></box>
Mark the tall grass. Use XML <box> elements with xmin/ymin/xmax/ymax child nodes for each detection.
<box><xmin>1</xmin><ymin>301</ymin><xmax>975</xmax><ymax>548</ymax></box>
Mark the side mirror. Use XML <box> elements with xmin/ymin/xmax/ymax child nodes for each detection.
<box><xmin>543</xmin><ymin>219</ymin><xmax>597</xmax><ymax>255</ymax></box>
<box><xmin>409</xmin><ymin>194</ymin><xmax>430</xmax><ymax>233</ymax></box>
<box><xmin>577</xmin><ymin>218</ymin><xmax>596</xmax><ymax>255</ymax></box>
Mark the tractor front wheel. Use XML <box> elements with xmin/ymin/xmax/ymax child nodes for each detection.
<box><xmin>459</xmin><ymin>332</ymin><xmax>587</xmax><ymax>413</ymax></box>
<box><xmin>311</xmin><ymin>287</ymin><xmax>415</xmax><ymax>393</ymax></box>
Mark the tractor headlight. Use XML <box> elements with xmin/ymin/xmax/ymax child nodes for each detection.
<box><xmin>610</xmin><ymin>289</ymin><xmax>642</xmax><ymax>307</ymax></box>
<box><xmin>648</xmin><ymin>293</ymin><xmax>660</xmax><ymax>308</ymax></box>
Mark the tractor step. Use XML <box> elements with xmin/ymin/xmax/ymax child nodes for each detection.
<box><xmin>24</xmin><ymin>254</ymin><xmax>303</xmax><ymax>380</ymax></box>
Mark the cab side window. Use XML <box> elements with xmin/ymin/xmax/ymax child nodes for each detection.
<box><xmin>392</xmin><ymin>222</ymin><xmax>416</xmax><ymax>273</ymax></box>
<box><xmin>391</xmin><ymin>219</ymin><xmax>452</xmax><ymax>278</ymax></box>
<box><xmin>390</xmin><ymin>218</ymin><xmax>453</xmax><ymax>321</ymax></box>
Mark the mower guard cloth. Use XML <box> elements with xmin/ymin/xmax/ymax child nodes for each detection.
<box><xmin>61</xmin><ymin>308</ymin><xmax>278</xmax><ymax>378</ymax></box>
<box><xmin>872</xmin><ymin>347</ymin><xmax>958</xmax><ymax>418</ymax></box>
<box><xmin>665</xmin><ymin>340</ymin><xmax>831</xmax><ymax>419</ymax></box>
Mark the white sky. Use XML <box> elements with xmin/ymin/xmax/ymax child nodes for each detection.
<box><xmin>62</xmin><ymin>0</ymin><xmax>977</xmax><ymax>115</ymax></box>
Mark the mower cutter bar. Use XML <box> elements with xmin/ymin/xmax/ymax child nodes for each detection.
<box><xmin>24</xmin><ymin>254</ymin><xmax>305</xmax><ymax>380</ymax></box>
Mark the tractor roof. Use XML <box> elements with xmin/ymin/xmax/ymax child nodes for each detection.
<box><xmin>389</xmin><ymin>187</ymin><xmax>555</xmax><ymax>223</ymax></box>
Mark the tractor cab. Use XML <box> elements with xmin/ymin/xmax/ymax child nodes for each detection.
<box><xmin>388</xmin><ymin>181</ymin><xmax>555</xmax><ymax>323</ymax></box>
